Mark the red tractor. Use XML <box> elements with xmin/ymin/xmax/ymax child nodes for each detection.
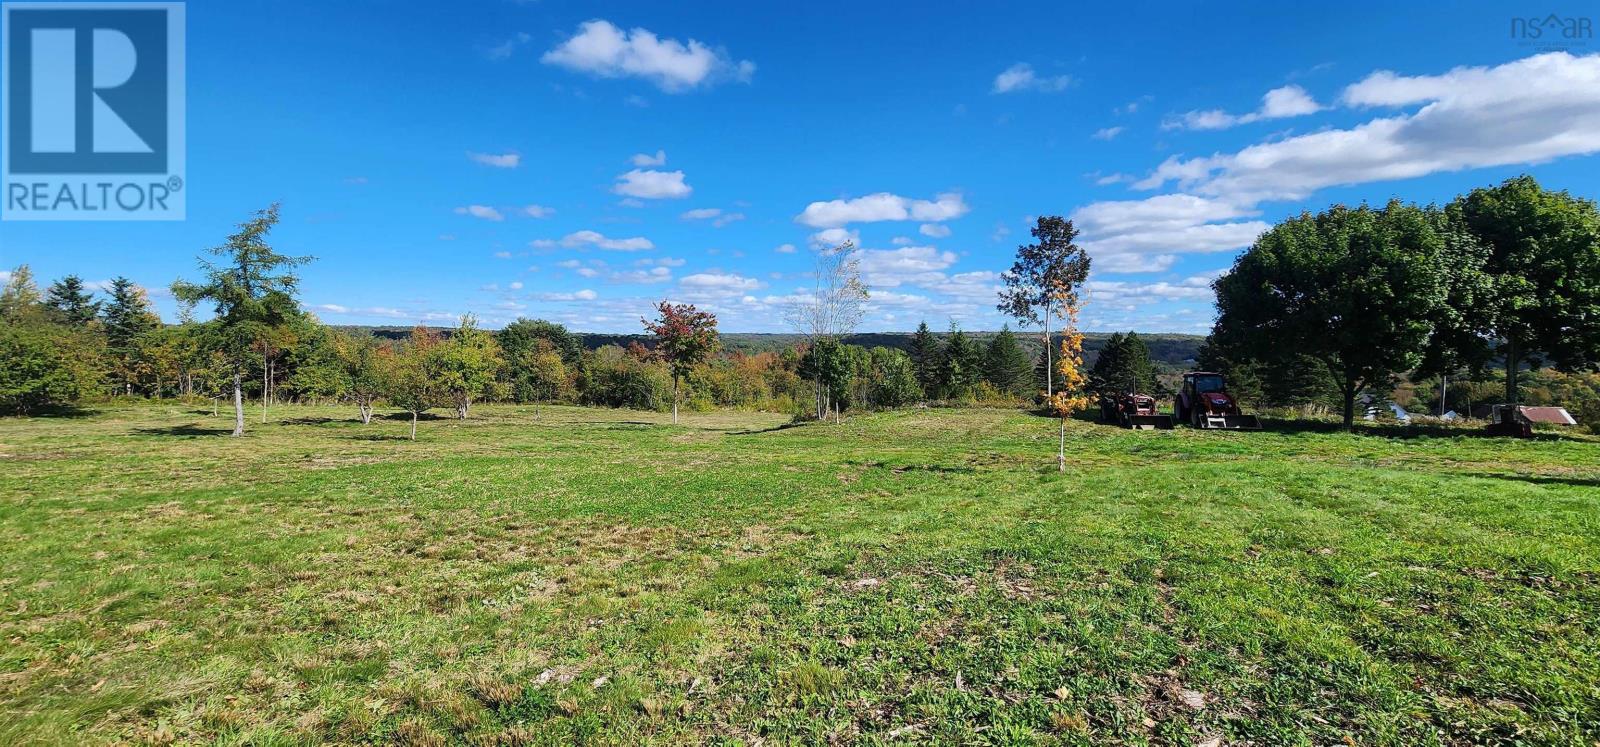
<box><xmin>1174</xmin><ymin>372</ymin><xmax>1261</xmax><ymax>430</ymax></box>
<box><xmin>1099</xmin><ymin>392</ymin><xmax>1174</xmax><ymax>429</ymax></box>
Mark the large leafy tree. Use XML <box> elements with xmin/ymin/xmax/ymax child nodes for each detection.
<box><xmin>1213</xmin><ymin>201</ymin><xmax>1450</xmax><ymax>430</ymax></box>
<box><xmin>1442</xmin><ymin>175</ymin><xmax>1600</xmax><ymax>403</ymax></box>
<box><xmin>385</xmin><ymin>326</ymin><xmax>442</xmax><ymax>440</ymax></box>
<box><xmin>643</xmin><ymin>301</ymin><xmax>719</xmax><ymax>424</ymax></box>
<box><xmin>998</xmin><ymin>216</ymin><xmax>1091</xmax><ymax>398</ymax></box>
<box><xmin>172</xmin><ymin>204</ymin><xmax>310</xmax><ymax>436</ymax></box>
<box><xmin>1</xmin><ymin>265</ymin><xmax>44</xmax><ymax>323</ymax></box>
<box><xmin>45</xmin><ymin>275</ymin><xmax>100</xmax><ymax>326</ymax></box>
<box><xmin>332</xmin><ymin>331</ymin><xmax>384</xmax><ymax>424</ymax></box>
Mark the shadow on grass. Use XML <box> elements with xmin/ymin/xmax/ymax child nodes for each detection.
<box><xmin>7</xmin><ymin>404</ymin><xmax>99</xmax><ymax>418</ymax></box>
<box><xmin>728</xmin><ymin>420</ymin><xmax>809</xmax><ymax>436</ymax></box>
<box><xmin>1260</xmin><ymin>418</ymin><xmax>1574</xmax><ymax>442</ymax></box>
<box><xmin>1471</xmin><ymin>472</ymin><xmax>1600</xmax><ymax>489</ymax></box>
<box><xmin>847</xmin><ymin>459</ymin><xmax>977</xmax><ymax>475</ymax></box>
<box><xmin>132</xmin><ymin>423</ymin><xmax>235</xmax><ymax>437</ymax></box>
<box><xmin>346</xmin><ymin>433</ymin><xmax>414</xmax><ymax>442</ymax></box>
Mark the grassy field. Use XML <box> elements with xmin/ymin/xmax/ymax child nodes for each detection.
<box><xmin>2</xmin><ymin>403</ymin><xmax>1598</xmax><ymax>746</ymax></box>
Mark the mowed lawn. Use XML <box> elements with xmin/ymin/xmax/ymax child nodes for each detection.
<box><xmin>2</xmin><ymin>404</ymin><xmax>1598</xmax><ymax>746</ymax></box>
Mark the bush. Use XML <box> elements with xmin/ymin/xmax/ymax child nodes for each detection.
<box><xmin>0</xmin><ymin>323</ymin><xmax>99</xmax><ymax>414</ymax></box>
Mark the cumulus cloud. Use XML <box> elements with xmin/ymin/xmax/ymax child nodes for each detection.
<box><xmin>809</xmin><ymin>227</ymin><xmax>860</xmax><ymax>249</ymax></box>
<box><xmin>631</xmin><ymin>149</ymin><xmax>667</xmax><ymax>167</ymax></box>
<box><xmin>553</xmin><ymin>230</ymin><xmax>655</xmax><ymax>251</ymax></box>
<box><xmin>614</xmin><ymin>169</ymin><xmax>692</xmax><ymax>199</ymax></box>
<box><xmin>774</xmin><ymin>243</ymin><xmax>797</xmax><ymax>254</ymax></box>
<box><xmin>468</xmin><ymin>151</ymin><xmax>520</xmax><ymax>168</ymax></box>
<box><xmin>681</xmin><ymin>207</ymin><xmax>744</xmax><ymax>226</ymax></box>
<box><xmin>541</xmin><ymin>20</ymin><xmax>755</xmax><ymax>92</ymax></box>
<box><xmin>796</xmin><ymin>191</ymin><xmax>968</xmax><ymax>228</ymax></box>
<box><xmin>538</xmin><ymin>289</ymin><xmax>599</xmax><ymax>302</ymax></box>
<box><xmin>1140</xmin><ymin>53</ymin><xmax>1600</xmax><ymax>201</ymax></box>
<box><xmin>1164</xmin><ymin>84</ymin><xmax>1322</xmax><ymax>130</ymax></box>
<box><xmin>518</xmin><ymin>204</ymin><xmax>554</xmax><ymax>218</ymax></box>
<box><xmin>679</xmin><ymin>271</ymin><xmax>765</xmax><ymax>298</ymax></box>
<box><xmin>610</xmin><ymin>266</ymin><xmax>673</xmax><ymax>284</ymax></box>
<box><xmin>919</xmin><ymin>223</ymin><xmax>952</xmax><ymax>238</ymax></box>
<box><xmin>454</xmin><ymin>205</ymin><xmax>504</xmax><ymax>221</ymax></box>
<box><xmin>1092</xmin><ymin>126</ymin><xmax>1125</xmax><ymax>140</ymax></box>
<box><xmin>858</xmin><ymin>246</ymin><xmax>959</xmax><ymax>287</ymax></box>
<box><xmin>992</xmin><ymin>63</ymin><xmax>1072</xmax><ymax>94</ymax></box>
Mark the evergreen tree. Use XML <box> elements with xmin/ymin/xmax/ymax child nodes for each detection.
<box><xmin>45</xmin><ymin>275</ymin><xmax>100</xmax><ymax>326</ymax></box>
<box><xmin>938</xmin><ymin>323</ymin><xmax>981</xmax><ymax>398</ymax></box>
<box><xmin>908</xmin><ymin>320</ymin><xmax>939</xmax><ymax>397</ymax></box>
<box><xmin>100</xmin><ymin>277</ymin><xmax>160</xmax><ymax>395</ymax></box>
<box><xmin>983</xmin><ymin>325</ymin><xmax>1034</xmax><ymax>396</ymax></box>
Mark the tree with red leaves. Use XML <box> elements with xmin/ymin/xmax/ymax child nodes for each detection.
<box><xmin>643</xmin><ymin>301</ymin><xmax>719</xmax><ymax>424</ymax></box>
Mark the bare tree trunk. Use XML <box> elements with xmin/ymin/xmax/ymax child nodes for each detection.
<box><xmin>359</xmin><ymin>401</ymin><xmax>372</xmax><ymax>424</ymax></box>
<box><xmin>261</xmin><ymin>351</ymin><xmax>269</xmax><ymax>424</ymax></box>
<box><xmin>1044</xmin><ymin>300</ymin><xmax>1053</xmax><ymax>399</ymax></box>
<box><xmin>672</xmin><ymin>376</ymin><xmax>680</xmax><ymax>424</ymax></box>
<box><xmin>410</xmin><ymin>410</ymin><xmax>418</xmax><ymax>440</ymax></box>
<box><xmin>1504</xmin><ymin>339</ymin><xmax>1519</xmax><ymax>404</ymax></box>
<box><xmin>1058</xmin><ymin>419</ymin><xmax>1066</xmax><ymax>472</ymax></box>
<box><xmin>232</xmin><ymin>373</ymin><xmax>245</xmax><ymax>437</ymax></box>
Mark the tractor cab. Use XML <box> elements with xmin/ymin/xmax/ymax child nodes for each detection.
<box><xmin>1175</xmin><ymin>372</ymin><xmax>1261</xmax><ymax>430</ymax></box>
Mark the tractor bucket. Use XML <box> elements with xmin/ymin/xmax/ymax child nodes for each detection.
<box><xmin>1199</xmin><ymin>414</ymin><xmax>1261</xmax><ymax>430</ymax></box>
<box><xmin>1126</xmin><ymin>414</ymin><xmax>1174</xmax><ymax>430</ymax></box>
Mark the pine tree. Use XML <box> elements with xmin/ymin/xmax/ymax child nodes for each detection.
<box><xmin>938</xmin><ymin>323</ymin><xmax>981</xmax><ymax>398</ymax></box>
<box><xmin>45</xmin><ymin>275</ymin><xmax>100</xmax><ymax>326</ymax></box>
<box><xmin>983</xmin><ymin>325</ymin><xmax>1034</xmax><ymax>396</ymax></box>
<box><xmin>908</xmin><ymin>320</ymin><xmax>939</xmax><ymax>398</ymax></box>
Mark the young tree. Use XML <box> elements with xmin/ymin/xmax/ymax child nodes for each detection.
<box><xmin>869</xmin><ymin>347</ymin><xmax>922</xmax><ymax>408</ymax></box>
<box><xmin>172</xmin><ymin>204</ymin><xmax>311</xmax><ymax>436</ymax></box>
<box><xmin>385</xmin><ymin>326</ymin><xmax>441</xmax><ymax>440</ymax></box>
<box><xmin>333</xmin><ymin>331</ymin><xmax>384</xmax><ymax>424</ymax></box>
<box><xmin>522</xmin><ymin>339</ymin><xmax>570</xmax><ymax>420</ymax></box>
<box><xmin>998</xmin><ymin>216</ymin><xmax>1091</xmax><ymax>398</ymax></box>
<box><xmin>784</xmin><ymin>241</ymin><xmax>869</xmax><ymax>419</ymax></box>
<box><xmin>983</xmin><ymin>325</ymin><xmax>1035</xmax><ymax>397</ymax></box>
<box><xmin>908</xmin><ymin>320</ymin><xmax>939</xmax><ymax>398</ymax></box>
<box><xmin>1213</xmin><ymin>201</ymin><xmax>1450</xmax><ymax>430</ymax></box>
<box><xmin>643</xmin><ymin>301</ymin><xmax>719</xmax><ymax>424</ymax></box>
<box><xmin>1049</xmin><ymin>300</ymin><xmax>1092</xmax><ymax>471</ymax></box>
<box><xmin>45</xmin><ymin>275</ymin><xmax>100</xmax><ymax>326</ymax></box>
<box><xmin>434</xmin><ymin>315</ymin><xmax>504</xmax><ymax>419</ymax></box>
<box><xmin>1443</xmin><ymin>176</ymin><xmax>1600</xmax><ymax>404</ymax></box>
<box><xmin>498</xmin><ymin>318</ymin><xmax>582</xmax><ymax>398</ymax></box>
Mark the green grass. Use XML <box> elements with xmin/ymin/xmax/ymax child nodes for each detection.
<box><xmin>2</xmin><ymin>402</ymin><xmax>1598</xmax><ymax>745</ymax></box>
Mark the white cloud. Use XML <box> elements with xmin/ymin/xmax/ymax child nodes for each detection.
<box><xmin>774</xmin><ymin>243</ymin><xmax>797</xmax><ymax>254</ymax></box>
<box><xmin>1086</xmin><ymin>275</ymin><xmax>1216</xmax><ymax>305</ymax></box>
<box><xmin>796</xmin><ymin>191</ymin><xmax>968</xmax><ymax>228</ymax></box>
<box><xmin>468</xmin><ymin>151</ymin><xmax>520</xmax><ymax>168</ymax></box>
<box><xmin>610</xmin><ymin>266</ymin><xmax>673</xmax><ymax>284</ymax></box>
<box><xmin>541</xmin><ymin>19</ymin><xmax>755</xmax><ymax>93</ymax></box>
<box><xmin>1164</xmin><ymin>84</ymin><xmax>1322</xmax><ymax>130</ymax></box>
<box><xmin>557</xmin><ymin>230</ymin><xmax>655</xmax><ymax>251</ymax></box>
<box><xmin>509</xmin><ymin>281</ymin><xmax>524</xmax><ymax>290</ymax></box>
<box><xmin>538</xmin><ymin>289</ymin><xmax>599</xmax><ymax>302</ymax></box>
<box><xmin>858</xmin><ymin>246</ymin><xmax>959</xmax><ymax>287</ymax></box>
<box><xmin>518</xmin><ymin>204</ymin><xmax>554</xmax><ymax>218</ymax></box>
<box><xmin>1092</xmin><ymin>126</ymin><xmax>1125</xmax><ymax>140</ymax></box>
<box><xmin>493</xmin><ymin>251</ymin><xmax>513</xmax><ymax>259</ymax></box>
<box><xmin>919</xmin><ymin>223</ymin><xmax>952</xmax><ymax>238</ymax></box>
<box><xmin>631</xmin><ymin>149</ymin><xmax>667</xmax><ymax>167</ymax></box>
<box><xmin>681</xmin><ymin>207</ymin><xmax>722</xmax><ymax>220</ymax></box>
<box><xmin>1140</xmin><ymin>52</ymin><xmax>1600</xmax><ymax>201</ymax></box>
<box><xmin>1071</xmin><ymin>194</ymin><xmax>1269</xmax><ymax>273</ymax></box>
<box><xmin>809</xmin><ymin>227</ymin><xmax>859</xmax><ymax>248</ymax></box>
<box><xmin>614</xmin><ymin>169</ymin><xmax>692</xmax><ymax>199</ymax></box>
<box><xmin>992</xmin><ymin>63</ymin><xmax>1072</xmax><ymax>94</ymax></box>
<box><xmin>635</xmin><ymin>256</ymin><xmax>686</xmax><ymax>267</ymax></box>
<box><xmin>454</xmin><ymin>205</ymin><xmax>504</xmax><ymax>221</ymax></box>
<box><xmin>679</xmin><ymin>271</ymin><xmax>765</xmax><ymax>298</ymax></box>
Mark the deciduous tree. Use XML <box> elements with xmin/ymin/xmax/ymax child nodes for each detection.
<box><xmin>784</xmin><ymin>241</ymin><xmax>869</xmax><ymax>419</ymax></box>
<box><xmin>434</xmin><ymin>315</ymin><xmax>504</xmax><ymax>419</ymax></box>
<box><xmin>643</xmin><ymin>301</ymin><xmax>719</xmax><ymax>424</ymax></box>
<box><xmin>1213</xmin><ymin>201</ymin><xmax>1450</xmax><ymax>430</ymax></box>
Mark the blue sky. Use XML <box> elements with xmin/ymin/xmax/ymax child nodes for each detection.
<box><xmin>3</xmin><ymin>1</ymin><xmax>1599</xmax><ymax>333</ymax></box>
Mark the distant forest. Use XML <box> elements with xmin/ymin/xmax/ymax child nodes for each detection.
<box><xmin>337</xmin><ymin>326</ymin><xmax>1207</xmax><ymax>372</ymax></box>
